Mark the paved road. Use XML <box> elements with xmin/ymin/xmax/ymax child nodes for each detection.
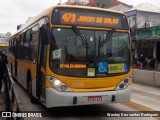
<box><xmin>131</xmin><ymin>83</ymin><xmax>160</xmax><ymax>111</ymax></box>
<box><xmin>1</xmin><ymin>77</ymin><xmax>160</xmax><ymax>120</ymax></box>
<box><xmin>1</xmin><ymin>81</ymin><xmax>158</xmax><ymax>120</ymax></box>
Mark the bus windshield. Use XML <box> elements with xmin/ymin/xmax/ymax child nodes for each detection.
<box><xmin>50</xmin><ymin>28</ymin><xmax>130</xmax><ymax>77</ymax></box>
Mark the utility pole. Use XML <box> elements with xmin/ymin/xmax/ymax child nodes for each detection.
<box><xmin>59</xmin><ymin>0</ymin><xmax>61</xmax><ymax>4</ymax></box>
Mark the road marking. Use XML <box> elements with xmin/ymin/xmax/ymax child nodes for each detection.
<box><xmin>122</xmin><ymin>101</ymin><xmax>160</xmax><ymax>120</ymax></box>
<box><xmin>122</xmin><ymin>101</ymin><xmax>153</xmax><ymax>111</ymax></box>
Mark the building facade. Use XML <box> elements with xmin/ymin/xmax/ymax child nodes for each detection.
<box><xmin>125</xmin><ymin>3</ymin><xmax>160</xmax><ymax>68</ymax></box>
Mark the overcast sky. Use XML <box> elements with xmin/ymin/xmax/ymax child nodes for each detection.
<box><xmin>0</xmin><ymin>0</ymin><xmax>160</xmax><ymax>34</ymax></box>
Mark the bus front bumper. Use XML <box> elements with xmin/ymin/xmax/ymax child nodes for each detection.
<box><xmin>45</xmin><ymin>85</ymin><xmax>131</xmax><ymax>108</ymax></box>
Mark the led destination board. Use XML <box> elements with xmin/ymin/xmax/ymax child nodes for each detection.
<box><xmin>52</xmin><ymin>8</ymin><xmax>129</xmax><ymax>29</ymax></box>
<box><xmin>62</xmin><ymin>13</ymin><xmax>119</xmax><ymax>25</ymax></box>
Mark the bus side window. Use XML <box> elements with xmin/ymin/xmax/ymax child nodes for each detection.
<box><xmin>20</xmin><ymin>34</ymin><xmax>24</xmax><ymax>46</ymax></box>
<box><xmin>16</xmin><ymin>39</ymin><xmax>20</xmax><ymax>46</ymax></box>
<box><xmin>11</xmin><ymin>39</ymin><xmax>13</xmax><ymax>47</ymax></box>
<box><xmin>19</xmin><ymin>33</ymin><xmax>25</xmax><ymax>60</ymax></box>
<box><xmin>9</xmin><ymin>40</ymin><xmax>11</xmax><ymax>47</ymax></box>
<box><xmin>24</xmin><ymin>29</ymin><xmax>31</xmax><ymax>47</ymax></box>
<box><xmin>23</xmin><ymin>29</ymin><xmax>31</xmax><ymax>60</ymax></box>
<box><xmin>13</xmin><ymin>38</ymin><xmax>16</xmax><ymax>46</ymax></box>
<box><xmin>11</xmin><ymin>38</ymin><xmax>17</xmax><ymax>59</ymax></box>
<box><xmin>30</xmin><ymin>24</ymin><xmax>39</xmax><ymax>63</ymax></box>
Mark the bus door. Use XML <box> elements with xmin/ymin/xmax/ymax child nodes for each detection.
<box><xmin>37</xmin><ymin>25</ymin><xmax>48</xmax><ymax>103</ymax></box>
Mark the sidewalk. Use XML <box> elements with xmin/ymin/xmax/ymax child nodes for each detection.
<box><xmin>132</xmin><ymin>69</ymin><xmax>160</xmax><ymax>87</ymax></box>
<box><xmin>131</xmin><ymin>83</ymin><xmax>160</xmax><ymax>111</ymax></box>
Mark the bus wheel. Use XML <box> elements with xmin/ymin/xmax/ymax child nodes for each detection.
<box><xmin>28</xmin><ymin>80</ymin><xmax>37</xmax><ymax>104</ymax></box>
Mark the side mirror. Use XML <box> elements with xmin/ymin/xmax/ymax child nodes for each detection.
<box><xmin>40</xmin><ymin>24</ymin><xmax>50</xmax><ymax>45</ymax></box>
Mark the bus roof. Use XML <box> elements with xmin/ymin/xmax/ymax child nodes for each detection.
<box><xmin>55</xmin><ymin>5</ymin><xmax>124</xmax><ymax>14</ymax></box>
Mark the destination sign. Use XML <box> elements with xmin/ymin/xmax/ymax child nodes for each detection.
<box><xmin>52</xmin><ymin>8</ymin><xmax>129</xmax><ymax>29</ymax></box>
<box><xmin>61</xmin><ymin>13</ymin><xmax>119</xmax><ymax>25</ymax></box>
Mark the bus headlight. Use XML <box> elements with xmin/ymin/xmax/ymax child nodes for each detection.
<box><xmin>47</xmin><ymin>76</ymin><xmax>72</xmax><ymax>92</ymax></box>
<box><xmin>115</xmin><ymin>76</ymin><xmax>131</xmax><ymax>90</ymax></box>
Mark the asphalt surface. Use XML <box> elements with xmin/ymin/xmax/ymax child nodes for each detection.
<box><xmin>1</xmin><ymin>81</ymin><xmax>159</xmax><ymax>120</ymax></box>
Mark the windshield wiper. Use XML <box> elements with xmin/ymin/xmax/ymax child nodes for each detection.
<box><xmin>99</xmin><ymin>30</ymin><xmax>114</xmax><ymax>48</ymax></box>
<box><xmin>72</xmin><ymin>26</ymin><xmax>90</xmax><ymax>48</ymax></box>
<box><xmin>98</xmin><ymin>30</ymin><xmax>114</xmax><ymax>58</ymax></box>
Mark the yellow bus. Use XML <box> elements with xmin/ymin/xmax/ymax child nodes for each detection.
<box><xmin>0</xmin><ymin>38</ymin><xmax>9</xmax><ymax>54</ymax></box>
<box><xmin>8</xmin><ymin>5</ymin><xmax>132</xmax><ymax>108</ymax></box>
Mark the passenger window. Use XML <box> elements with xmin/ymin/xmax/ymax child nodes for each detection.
<box><xmin>24</xmin><ymin>29</ymin><xmax>31</xmax><ymax>47</ymax></box>
<box><xmin>30</xmin><ymin>25</ymin><xmax>39</xmax><ymax>63</ymax></box>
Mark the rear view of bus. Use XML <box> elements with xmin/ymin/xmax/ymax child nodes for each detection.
<box><xmin>45</xmin><ymin>6</ymin><xmax>132</xmax><ymax>108</ymax></box>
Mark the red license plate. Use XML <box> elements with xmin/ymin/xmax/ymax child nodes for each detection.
<box><xmin>88</xmin><ymin>96</ymin><xmax>102</xmax><ymax>101</ymax></box>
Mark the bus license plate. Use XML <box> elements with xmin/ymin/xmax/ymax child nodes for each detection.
<box><xmin>88</xmin><ymin>96</ymin><xmax>102</xmax><ymax>102</ymax></box>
